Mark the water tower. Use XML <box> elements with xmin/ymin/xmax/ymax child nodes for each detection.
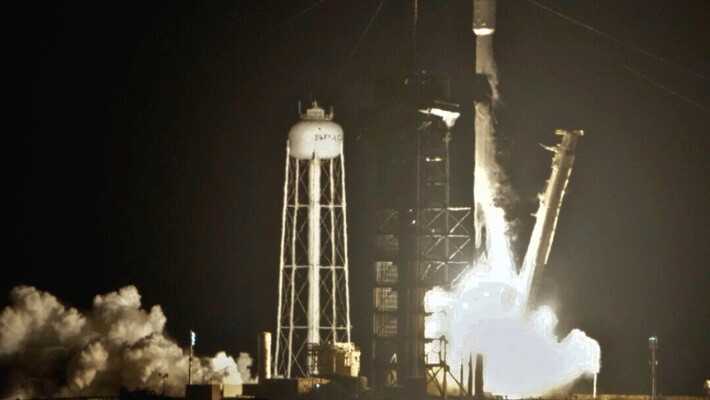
<box><xmin>274</xmin><ymin>101</ymin><xmax>353</xmax><ymax>378</ymax></box>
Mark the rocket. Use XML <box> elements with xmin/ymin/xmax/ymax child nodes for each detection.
<box><xmin>473</xmin><ymin>0</ymin><xmax>496</xmax><ymax>36</ymax></box>
<box><xmin>471</xmin><ymin>0</ymin><xmax>585</xmax><ymax>312</ymax></box>
<box><xmin>472</xmin><ymin>0</ymin><xmax>504</xmax><ymax>261</ymax></box>
<box><xmin>473</xmin><ymin>0</ymin><xmax>496</xmax><ymax>75</ymax></box>
<box><xmin>518</xmin><ymin>130</ymin><xmax>584</xmax><ymax>312</ymax></box>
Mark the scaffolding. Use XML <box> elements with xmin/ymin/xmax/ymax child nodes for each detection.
<box><xmin>370</xmin><ymin>77</ymin><xmax>473</xmax><ymax>395</ymax></box>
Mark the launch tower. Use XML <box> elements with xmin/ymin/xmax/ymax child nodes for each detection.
<box><xmin>369</xmin><ymin>75</ymin><xmax>473</xmax><ymax>394</ymax></box>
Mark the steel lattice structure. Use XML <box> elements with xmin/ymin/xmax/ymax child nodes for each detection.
<box><xmin>275</xmin><ymin>104</ymin><xmax>352</xmax><ymax>378</ymax></box>
<box><xmin>369</xmin><ymin>81</ymin><xmax>474</xmax><ymax>393</ymax></box>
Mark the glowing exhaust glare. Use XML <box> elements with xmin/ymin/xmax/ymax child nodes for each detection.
<box><xmin>425</xmin><ymin>258</ymin><xmax>601</xmax><ymax>398</ymax></box>
<box><xmin>473</xmin><ymin>28</ymin><xmax>494</xmax><ymax>36</ymax></box>
<box><xmin>419</xmin><ymin>107</ymin><xmax>461</xmax><ymax>128</ymax></box>
<box><xmin>425</xmin><ymin>150</ymin><xmax>600</xmax><ymax>397</ymax></box>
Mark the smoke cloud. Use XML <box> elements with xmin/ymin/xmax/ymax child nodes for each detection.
<box><xmin>425</xmin><ymin>264</ymin><xmax>600</xmax><ymax>398</ymax></box>
<box><xmin>0</xmin><ymin>285</ymin><xmax>254</xmax><ymax>399</ymax></box>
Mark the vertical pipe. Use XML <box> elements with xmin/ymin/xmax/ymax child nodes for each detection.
<box><xmin>412</xmin><ymin>0</ymin><xmax>418</xmax><ymax>60</ymax></box>
<box><xmin>474</xmin><ymin>354</ymin><xmax>483</xmax><ymax>397</ymax></box>
<box><xmin>651</xmin><ymin>347</ymin><xmax>656</xmax><ymax>400</ymax></box>
<box><xmin>459</xmin><ymin>362</ymin><xmax>464</xmax><ymax>396</ymax></box>
<box><xmin>329</xmin><ymin>159</ymin><xmax>338</xmax><ymax>342</ymax></box>
<box><xmin>275</xmin><ymin>144</ymin><xmax>291</xmax><ymax>377</ymax></box>
<box><xmin>650</xmin><ymin>336</ymin><xmax>658</xmax><ymax>400</ymax></box>
<box><xmin>308</xmin><ymin>157</ymin><xmax>322</xmax><ymax>373</ymax></box>
<box><xmin>444</xmin><ymin>130</ymin><xmax>451</xmax><ymax>283</ymax></box>
<box><xmin>467</xmin><ymin>353</ymin><xmax>473</xmax><ymax>396</ymax></box>
<box><xmin>340</xmin><ymin>146</ymin><xmax>352</xmax><ymax>343</ymax></box>
<box><xmin>188</xmin><ymin>344</ymin><xmax>193</xmax><ymax>385</ymax></box>
<box><xmin>442</xmin><ymin>339</ymin><xmax>448</xmax><ymax>399</ymax></box>
<box><xmin>287</xmin><ymin>159</ymin><xmax>300</xmax><ymax>377</ymax></box>
<box><xmin>259</xmin><ymin>332</ymin><xmax>272</xmax><ymax>382</ymax></box>
<box><xmin>406</xmin><ymin>111</ymin><xmax>423</xmax><ymax>380</ymax></box>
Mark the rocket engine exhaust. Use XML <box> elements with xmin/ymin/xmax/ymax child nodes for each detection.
<box><xmin>472</xmin><ymin>0</ymin><xmax>511</xmax><ymax>270</ymax></box>
<box><xmin>422</xmin><ymin>2</ymin><xmax>601</xmax><ymax>398</ymax></box>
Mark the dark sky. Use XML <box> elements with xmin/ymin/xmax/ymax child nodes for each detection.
<box><xmin>7</xmin><ymin>0</ymin><xmax>709</xmax><ymax>396</ymax></box>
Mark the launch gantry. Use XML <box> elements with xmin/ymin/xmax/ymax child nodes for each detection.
<box><xmin>369</xmin><ymin>75</ymin><xmax>474</xmax><ymax>395</ymax></box>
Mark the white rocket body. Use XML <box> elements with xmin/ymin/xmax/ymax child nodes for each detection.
<box><xmin>472</xmin><ymin>0</ymin><xmax>510</xmax><ymax>265</ymax></box>
<box><xmin>473</xmin><ymin>0</ymin><xmax>496</xmax><ymax>36</ymax></box>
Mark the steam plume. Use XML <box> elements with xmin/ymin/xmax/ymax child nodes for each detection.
<box><xmin>425</xmin><ymin>264</ymin><xmax>600</xmax><ymax>398</ymax></box>
<box><xmin>0</xmin><ymin>285</ymin><xmax>254</xmax><ymax>399</ymax></box>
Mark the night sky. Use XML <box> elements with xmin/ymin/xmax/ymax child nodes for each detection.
<box><xmin>7</xmin><ymin>0</ymin><xmax>709</xmax><ymax>396</ymax></box>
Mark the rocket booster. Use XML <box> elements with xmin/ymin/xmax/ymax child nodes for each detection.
<box><xmin>473</xmin><ymin>0</ymin><xmax>496</xmax><ymax>74</ymax></box>
<box><xmin>473</xmin><ymin>0</ymin><xmax>501</xmax><ymax>260</ymax></box>
<box><xmin>518</xmin><ymin>130</ymin><xmax>584</xmax><ymax>312</ymax></box>
<box><xmin>473</xmin><ymin>0</ymin><xmax>496</xmax><ymax>36</ymax></box>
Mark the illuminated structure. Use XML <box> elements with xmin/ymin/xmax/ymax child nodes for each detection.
<box><xmin>369</xmin><ymin>75</ymin><xmax>473</xmax><ymax>393</ymax></box>
<box><xmin>275</xmin><ymin>102</ymin><xmax>352</xmax><ymax>378</ymax></box>
<box><xmin>367</xmin><ymin>1</ymin><xmax>594</xmax><ymax>397</ymax></box>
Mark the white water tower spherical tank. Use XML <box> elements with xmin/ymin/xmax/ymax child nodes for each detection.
<box><xmin>288</xmin><ymin>102</ymin><xmax>343</xmax><ymax>160</ymax></box>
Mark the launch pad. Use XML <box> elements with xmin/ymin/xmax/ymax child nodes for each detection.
<box><xmin>8</xmin><ymin>1</ymin><xmax>708</xmax><ymax>400</ymax></box>
<box><xmin>265</xmin><ymin>0</ymin><xmax>599</xmax><ymax>399</ymax></box>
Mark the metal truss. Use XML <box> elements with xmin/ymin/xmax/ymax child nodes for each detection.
<box><xmin>418</xmin><ymin>207</ymin><xmax>472</xmax><ymax>287</ymax></box>
<box><xmin>405</xmin><ymin>115</ymin><xmax>472</xmax><ymax>388</ymax></box>
<box><xmin>368</xmin><ymin>79</ymin><xmax>473</xmax><ymax>395</ymax></box>
<box><xmin>414</xmin><ymin>112</ymin><xmax>473</xmax><ymax>397</ymax></box>
<box><xmin>369</xmin><ymin>108</ymin><xmax>474</xmax><ymax>392</ymax></box>
<box><xmin>372</xmin><ymin>208</ymin><xmax>401</xmax><ymax>388</ymax></box>
<box><xmin>425</xmin><ymin>336</ymin><xmax>471</xmax><ymax>399</ymax></box>
<box><xmin>275</xmin><ymin>146</ymin><xmax>352</xmax><ymax>378</ymax></box>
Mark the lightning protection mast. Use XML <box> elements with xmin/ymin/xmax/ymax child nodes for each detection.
<box><xmin>649</xmin><ymin>336</ymin><xmax>659</xmax><ymax>400</ymax></box>
<box><xmin>274</xmin><ymin>101</ymin><xmax>352</xmax><ymax>378</ymax></box>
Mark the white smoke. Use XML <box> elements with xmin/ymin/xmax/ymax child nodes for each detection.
<box><xmin>0</xmin><ymin>285</ymin><xmax>255</xmax><ymax>399</ymax></box>
<box><xmin>426</xmin><ymin>262</ymin><xmax>600</xmax><ymax>398</ymax></box>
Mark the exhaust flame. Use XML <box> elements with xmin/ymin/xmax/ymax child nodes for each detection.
<box><xmin>425</xmin><ymin>261</ymin><xmax>600</xmax><ymax>398</ymax></box>
<box><xmin>426</xmin><ymin>123</ymin><xmax>600</xmax><ymax>398</ymax></box>
<box><xmin>0</xmin><ymin>285</ymin><xmax>255</xmax><ymax>399</ymax></box>
<box><xmin>426</xmin><ymin>143</ymin><xmax>600</xmax><ymax>396</ymax></box>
